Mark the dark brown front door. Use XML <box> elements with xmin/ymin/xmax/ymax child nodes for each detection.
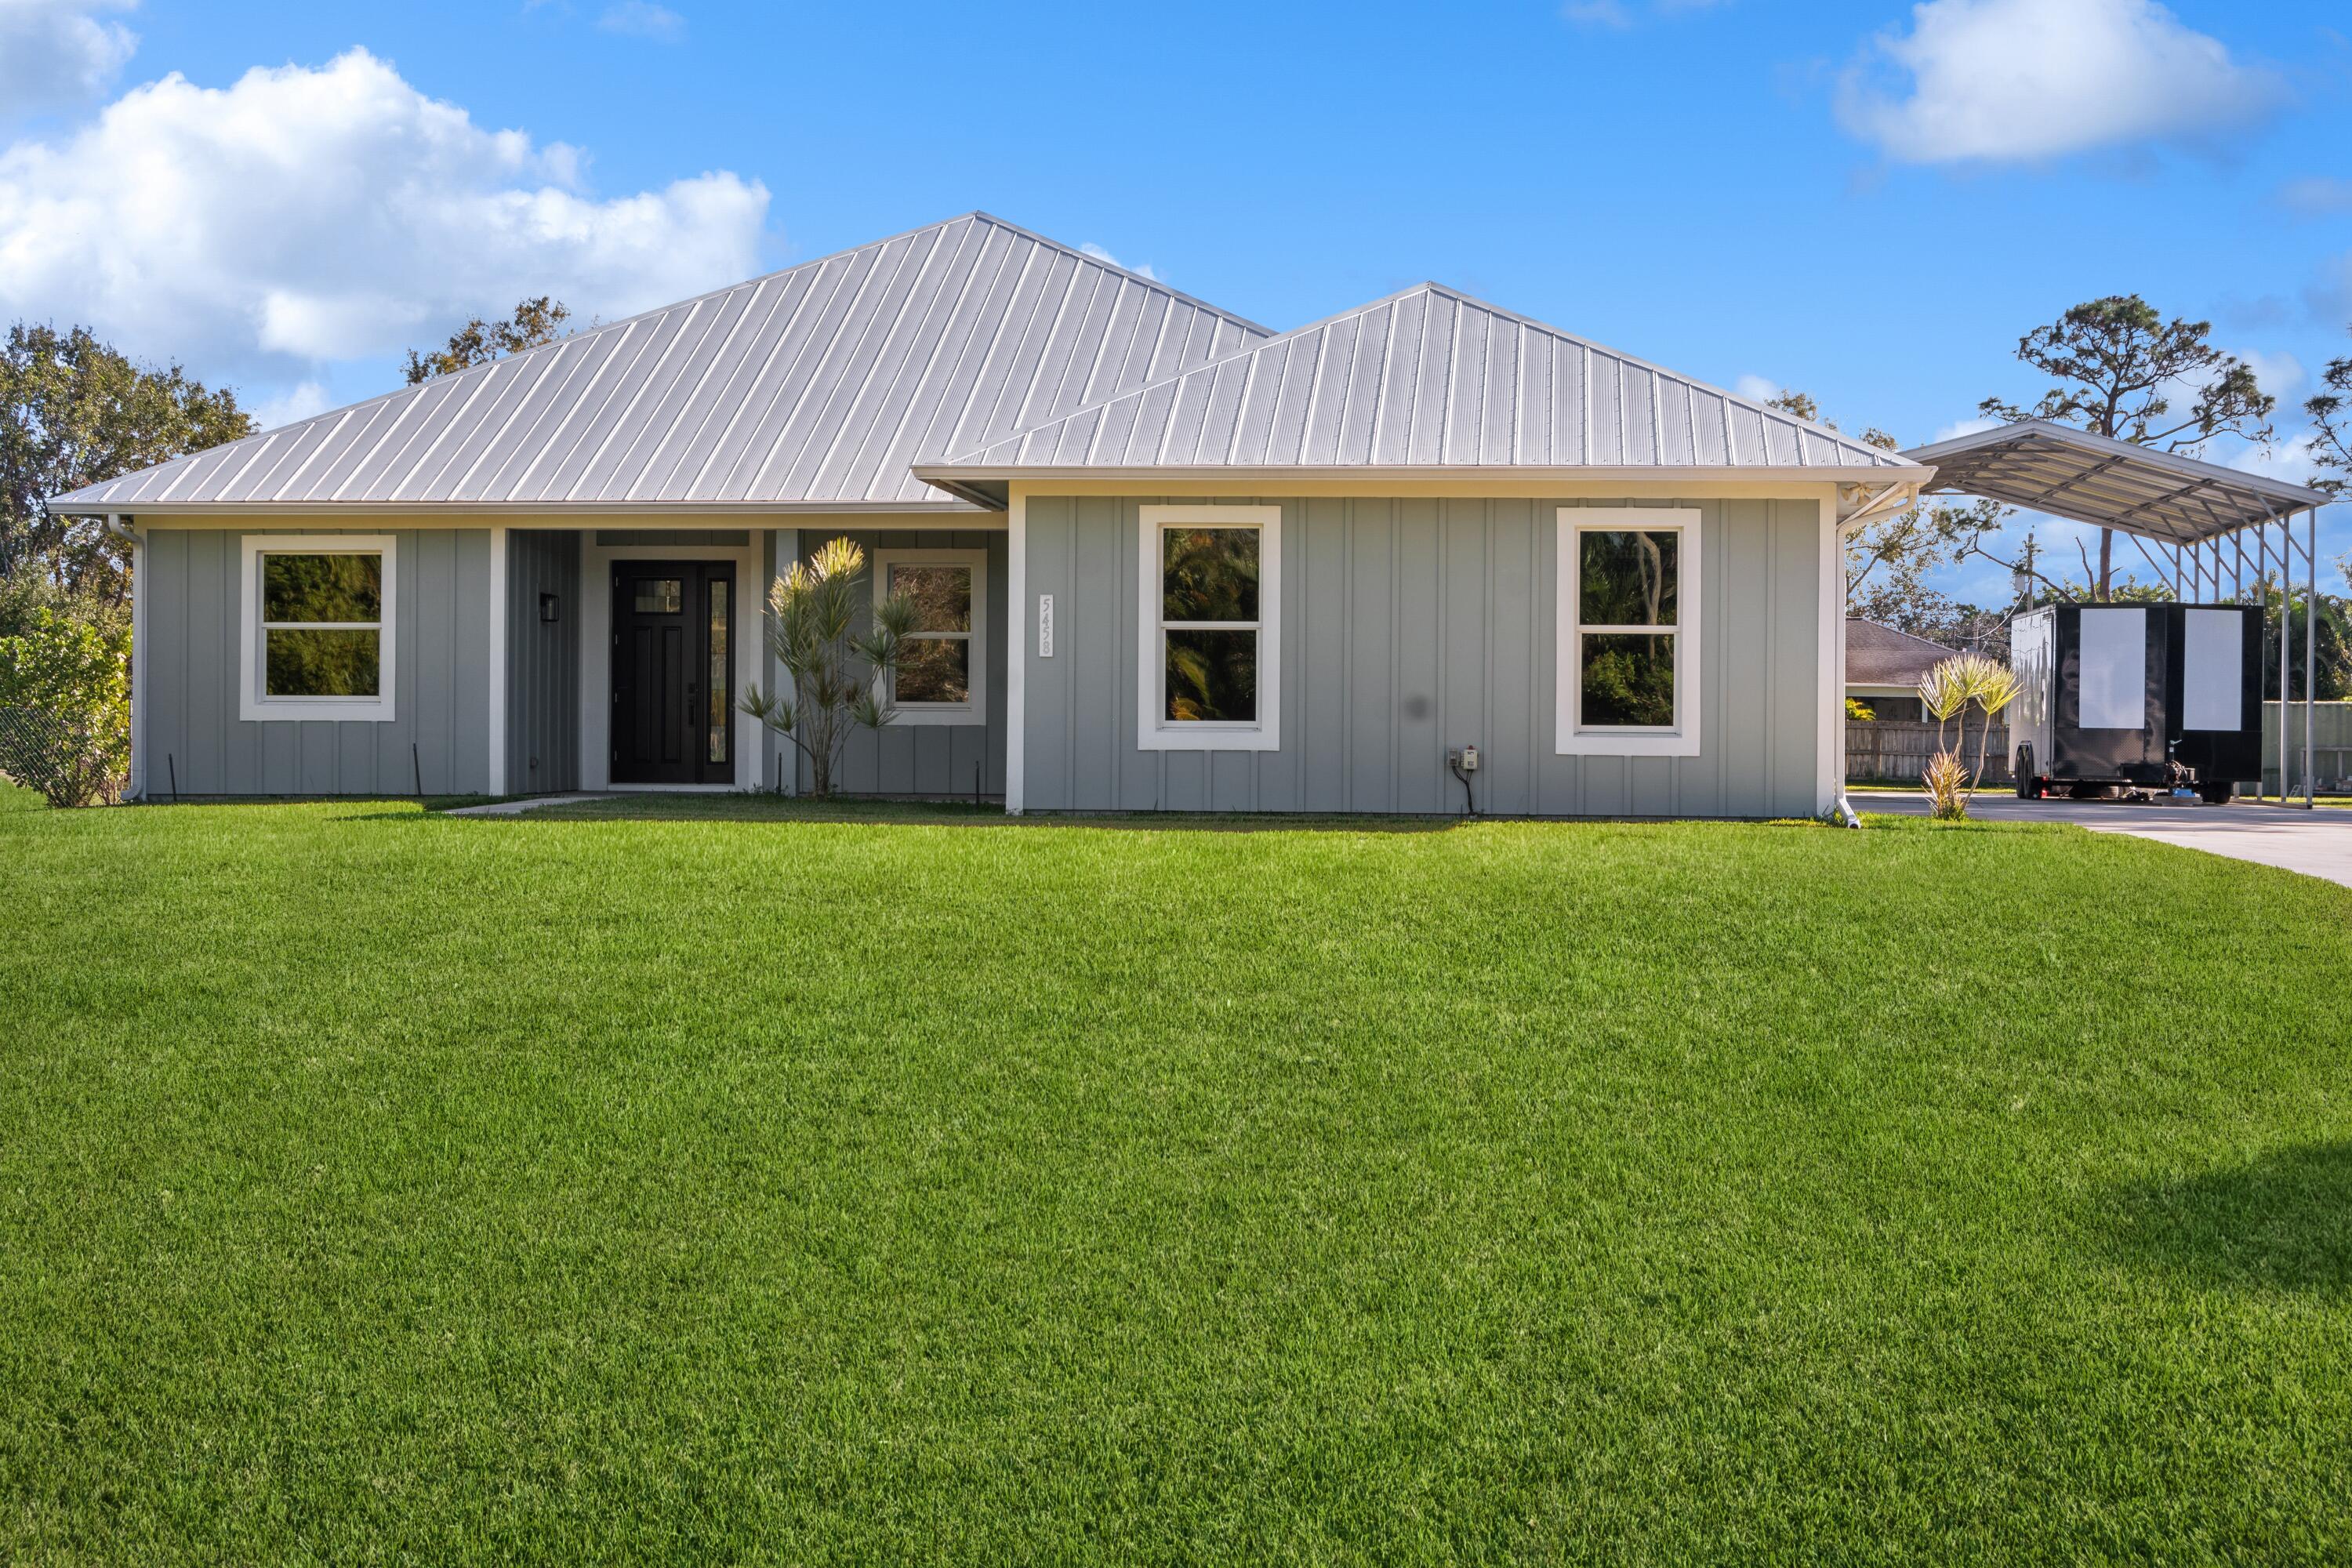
<box><xmin>612</xmin><ymin>561</ymin><xmax>735</xmax><ymax>785</ymax></box>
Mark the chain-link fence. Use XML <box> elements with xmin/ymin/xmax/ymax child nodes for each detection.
<box><xmin>0</xmin><ymin>706</ymin><xmax>125</xmax><ymax>807</ymax></box>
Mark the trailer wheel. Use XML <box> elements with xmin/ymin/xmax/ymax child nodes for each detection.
<box><xmin>2014</xmin><ymin>744</ymin><xmax>2034</xmax><ymax>800</ymax></box>
<box><xmin>2198</xmin><ymin>779</ymin><xmax>2234</xmax><ymax>805</ymax></box>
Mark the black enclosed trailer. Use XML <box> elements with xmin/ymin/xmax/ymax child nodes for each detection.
<box><xmin>2009</xmin><ymin>603</ymin><xmax>2262</xmax><ymax>803</ymax></box>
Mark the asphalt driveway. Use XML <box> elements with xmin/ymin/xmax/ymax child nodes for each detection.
<box><xmin>1857</xmin><ymin>790</ymin><xmax>2352</xmax><ymax>888</ymax></box>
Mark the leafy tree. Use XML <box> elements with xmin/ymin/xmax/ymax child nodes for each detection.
<box><xmin>405</xmin><ymin>297</ymin><xmax>574</xmax><ymax>383</ymax></box>
<box><xmin>1978</xmin><ymin>296</ymin><xmax>2274</xmax><ymax>601</ymax></box>
<box><xmin>1762</xmin><ymin>391</ymin><xmax>2008</xmax><ymax>604</ymax></box>
<box><xmin>739</xmin><ymin>537</ymin><xmax>917</xmax><ymax>797</ymax></box>
<box><xmin>1</xmin><ymin>324</ymin><xmax>253</xmax><ymax>603</ymax></box>
<box><xmin>2253</xmin><ymin>585</ymin><xmax>2352</xmax><ymax>702</ymax></box>
<box><xmin>0</xmin><ymin>604</ymin><xmax>129</xmax><ymax>805</ymax></box>
<box><xmin>2306</xmin><ymin>327</ymin><xmax>2350</xmax><ymax>501</ymax></box>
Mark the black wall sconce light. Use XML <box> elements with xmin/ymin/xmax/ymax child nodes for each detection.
<box><xmin>539</xmin><ymin>593</ymin><xmax>561</xmax><ymax>623</ymax></box>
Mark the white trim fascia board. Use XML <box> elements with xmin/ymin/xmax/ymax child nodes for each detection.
<box><xmin>1135</xmin><ymin>503</ymin><xmax>1282</xmax><ymax>753</ymax></box>
<box><xmin>935</xmin><ymin>477</ymin><xmax>1916</xmax><ymax>505</ymax></box>
<box><xmin>915</xmin><ymin>462</ymin><xmax>1933</xmax><ymax>487</ymax></box>
<box><xmin>237</xmin><ymin>533</ymin><xmax>398</xmax><ymax>724</ymax></box>
<box><xmin>576</xmin><ymin>535</ymin><xmax>761</xmax><ymax>791</ymax></box>
<box><xmin>1004</xmin><ymin>487</ymin><xmax>1026</xmax><ymax>813</ymax></box>
<box><xmin>1553</xmin><ymin>507</ymin><xmax>1701</xmax><ymax>759</ymax></box>
<box><xmin>70</xmin><ymin>499</ymin><xmax>993</xmax><ymax>519</ymax></box>
<box><xmin>872</xmin><ymin>546</ymin><xmax>989</xmax><ymax>726</ymax></box>
<box><xmin>488</xmin><ymin>525</ymin><xmax>509</xmax><ymax>796</ymax></box>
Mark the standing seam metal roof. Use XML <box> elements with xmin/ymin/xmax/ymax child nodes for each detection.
<box><xmin>923</xmin><ymin>282</ymin><xmax>1913</xmax><ymax>474</ymax></box>
<box><xmin>49</xmin><ymin>213</ymin><xmax>1272</xmax><ymax>512</ymax></box>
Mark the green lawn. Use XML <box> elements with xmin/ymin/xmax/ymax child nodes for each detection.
<box><xmin>2</xmin><ymin>800</ymin><xmax>2348</xmax><ymax>1563</ymax></box>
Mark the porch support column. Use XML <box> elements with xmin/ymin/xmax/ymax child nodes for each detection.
<box><xmin>1005</xmin><ymin>488</ymin><xmax>1026</xmax><ymax>815</ymax></box>
<box><xmin>488</xmin><ymin>524</ymin><xmax>508</xmax><ymax>797</ymax></box>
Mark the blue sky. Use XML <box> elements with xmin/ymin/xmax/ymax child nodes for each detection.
<box><xmin>2</xmin><ymin>0</ymin><xmax>2346</xmax><ymax>593</ymax></box>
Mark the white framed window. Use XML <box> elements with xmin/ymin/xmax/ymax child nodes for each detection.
<box><xmin>874</xmin><ymin>548</ymin><xmax>987</xmax><ymax>725</ymax></box>
<box><xmin>1555</xmin><ymin>508</ymin><xmax>1700</xmax><ymax>757</ymax></box>
<box><xmin>1137</xmin><ymin>505</ymin><xmax>1282</xmax><ymax>752</ymax></box>
<box><xmin>238</xmin><ymin>535</ymin><xmax>397</xmax><ymax>723</ymax></box>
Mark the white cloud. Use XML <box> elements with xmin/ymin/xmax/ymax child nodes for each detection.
<box><xmin>1933</xmin><ymin>414</ymin><xmax>2001</xmax><ymax>442</ymax></box>
<box><xmin>1079</xmin><ymin>242</ymin><xmax>1158</xmax><ymax>283</ymax></box>
<box><xmin>2278</xmin><ymin>176</ymin><xmax>2352</xmax><ymax>217</ymax></box>
<box><xmin>1733</xmin><ymin>372</ymin><xmax>1780</xmax><ymax>404</ymax></box>
<box><xmin>0</xmin><ymin>0</ymin><xmax>137</xmax><ymax>118</ymax></box>
<box><xmin>597</xmin><ymin>2</ymin><xmax>683</xmax><ymax>39</ymax></box>
<box><xmin>0</xmin><ymin>48</ymin><xmax>768</xmax><ymax>376</ymax></box>
<box><xmin>2223</xmin><ymin>430</ymin><xmax>2322</xmax><ymax>488</ymax></box>
<box><xmin>1837</xmin><ymin>0</ymin><xmax>2283</xmax><ymax>165</ymax></box>
<box><xmin>249</xmin><ymin>379</ymin><xmax>331</xmax><ymax>432</ymax></box>
<box><xmin>1563</xmin><ymin>0</ymin><xmax>1729</xmax><ymax>25</ymax></box>
<box><xmin>2234</xmin><ymin>347</ymin><xmax>2303</xmax><ymax>401</ymax></box>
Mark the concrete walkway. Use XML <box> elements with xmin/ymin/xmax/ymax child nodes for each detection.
<box><xmin>1856</xmin><ymin>790</ymin><xmax>2352</xmax><ymax>889</ymax></box>
<box><xmin>442</xmin><ymin>793</ymin><xmax>606</xmax><ymax>817</ymax></box>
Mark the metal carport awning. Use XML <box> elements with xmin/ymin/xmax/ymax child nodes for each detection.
<box><xmin>1903</xmin><ymin>419</ymin><xmax>2335</xmax><ymax>806</ymax></box>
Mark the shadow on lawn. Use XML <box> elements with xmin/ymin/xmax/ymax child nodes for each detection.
<box><xmin>2107</xmin><ymin>1142</ymin><xmax>2352</xmax><ymax>1298</ymax></box>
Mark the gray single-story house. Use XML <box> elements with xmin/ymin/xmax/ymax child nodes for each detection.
<box><xmin>49</xmin><ymin>212</ymin><xmax>1933</xmax><ymax>817</ymax></box>
<box><xmin>1845</xmin><ymin>619</ymin><xmax>1960</xmax><ymax>721</ymax></box>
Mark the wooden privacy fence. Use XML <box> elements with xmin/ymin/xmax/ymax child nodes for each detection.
<box><xmin>1846</xmin><ymin>721</ymin><xmax>2010</xmax><ymax>784</ymax></box>
<box><xmin>1851</xmin><ymin>704</ymin><xmax>2350</xmax><ymax>790</ymax></box>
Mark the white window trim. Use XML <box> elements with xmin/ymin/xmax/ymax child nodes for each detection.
<box><xmin>1136</xmin><ymin>504</ymin><xmax>1281</xmax><ymax>753</ymax></box>
<box><xmin>238</xmin><ymin>534</ymin><xmax>397</xmax><ymax>724</ymax></box>
<box><xmin>1555</xmin><ymin>507</ymin><xmax>1700</xmax><ymax>757</ymax></box>
<box><xmin>873</xmin><ymin>547</ymin><xmax>989</xmax><ymax>727</ymax></box>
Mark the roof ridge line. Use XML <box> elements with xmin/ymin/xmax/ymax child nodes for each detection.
<box><xmin>68</xmin><ymin>212</ymin><xmax>1279</xmax><ymax>506</ymax></box>
<box><xmin>946</xmin><ymin>278</ymin><xmax>1892</xmax><ymax>467</ymax></box>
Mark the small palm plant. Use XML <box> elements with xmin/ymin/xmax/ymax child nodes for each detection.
<box><xmin>739</xmin><ymin>537</ymin><xmax>917</xmax><ymax>798</ymax></box>
<box><xmin>1916</xmin><ymin>652</ymin><xmax>2020</xmax><ymax>822</ymax></box>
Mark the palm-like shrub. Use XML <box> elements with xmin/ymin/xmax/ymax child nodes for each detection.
<box><xmin>738</xmin><ymin>538</ymin><xmax>916</xmax><ymax>798</ymax></box>
<box><xmin>1916</xmin><ymin>652</ymin><xmax>2019</xmax><ymax>822</ymax></box>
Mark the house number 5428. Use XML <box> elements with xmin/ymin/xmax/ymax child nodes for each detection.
<box><xmin>1038</xmin><ymin>593</ymin><xmax>1054</xmax><ymax>658</ymax></box>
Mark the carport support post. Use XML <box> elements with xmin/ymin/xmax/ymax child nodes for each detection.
<box><xmin>2308</xmin><ymin>507</ymin><xmax>2319</xmax><ymax>808</ymax></box>
<box><xmin>2267</xmin><ymin>517</ymin><xmax>2286</xmax><ymax>804</ymax></box>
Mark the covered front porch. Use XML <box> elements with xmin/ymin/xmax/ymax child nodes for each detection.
<box><xmin>495</xmin><ymin>523</ymin><xmax>1007</xmax><ymax>801</ymax></box>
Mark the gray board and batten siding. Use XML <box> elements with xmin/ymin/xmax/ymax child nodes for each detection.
<box><xmin>507</xmin><ymin>529</ymin><xmax>582</xmax><ymax>794</ymax></box>
<box><xmin>141</xmin><ymin>527</ymin><xmax>494</xmax><ymax>797</ymax></box>
<box><xmin>764</xmin><ymin>528</ymin><xmax>1010</xmax><ymax>799</ymax></box>
<box><xmin>1018</xmin><ymin>495</ymin><xmax>1827</xmax><ymax>818</ymax></box>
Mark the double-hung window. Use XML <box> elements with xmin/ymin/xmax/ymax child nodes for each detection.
<box><xmin>874</xmin><ymin>548</ymin><xmax>987</xmax><ymax>724</ymax></box>
<box><xmin>239</xmin><ymin>535</ymin><xmax>397</xmax><ymax>722</ymax></box>
<box><xmin>1137</xmin><ymin>506</ymin><xmax>1281</xmax><ymax>751</ymax></box>
<box><xmin>1555</xmin><ymin>508</ymin><xmax>1700</xmax><ymax>756</ymax></box>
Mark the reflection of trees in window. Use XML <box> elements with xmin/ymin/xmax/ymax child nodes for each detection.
<box><xmin>1576</xmin><ymin>529</ymin><xmax>1679</xmax><ymax>730</ymax></box>
<box><xmin>1160</xmin><ymin>528</ymin><xmax>1259</xmax><ymax>723</ymax></box>
<box><xmin>890</xmin><ymin>564</ymin><xmax>972</xmax><ymax>704</ymax></box>
<box><xmin>261</xmin><ymin>553</ymin><xmax>383</xmax><ymax>697</ymax></box>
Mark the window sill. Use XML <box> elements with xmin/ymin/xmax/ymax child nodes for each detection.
<box><xmin>891</xmin><ymin>705</ymin><xmax>986</xmax><ymax>728</ymax></box>
<box><xmin>240</xmin><ymin>699</ymin><xmax>397</xmax><ymax>724</ymax></box>
<box><xmin>1138</xmin><ymin>724</ymin><xmax>1279</xmax><ymax>753</ymax></box>
<box><xmin>1555</xmin><ymin>729</ymin><xmax>1698</xmax><ymax>757</ymax></box>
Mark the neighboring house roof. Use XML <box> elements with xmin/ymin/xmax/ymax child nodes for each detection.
<box><xmin>1846</xmin><ymin>619</ymin><xmax>1958</xmax><ymax>688</ymax></box>
<box><xmin>913</xmin><ymin>281</ymin><xmax>1919</xmax><ymax>502</ymax></box>
<box><xmin>47</xmin><ymin>213</ymin><xmax>1271</xmax><ymax>515</ymax></box>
